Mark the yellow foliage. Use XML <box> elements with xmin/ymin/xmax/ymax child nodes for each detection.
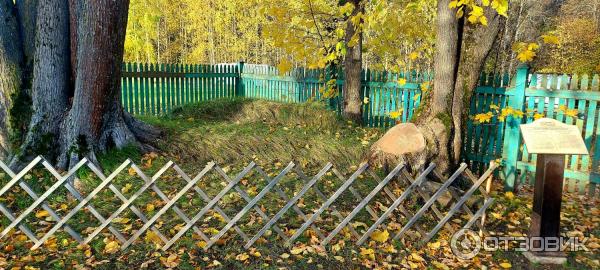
<box><xmin>359</xmin><ymin>247</ymin><xmax>375</xmax><ymax>260</ymax></box>
<box><xmin>104</xmin><ymin>239</ymin><xmax>120</xmax><ymax>254</ymax></box>
<box><xmin>542</xmin><ymin>34</ymin><xmax>559</xmax><ymax>45</ymax></box>
<box><xmin>277</xmin><ymin>59</ymin><xmax>293</xmax><ymax>75</ymax></box>
<box><xmin>35</xmin><ymin>210</ymin><xmax>50</xmax><ymax>219</ymax></box>
<box><xmin>370</xmin><ymin>229</ymin><xmax>389</xmax><ymax>243</ymax></box>
<box><xmin>389</xmin><ymin>110</ymin><xmax>403</xmax><ymax>119</ymax></box>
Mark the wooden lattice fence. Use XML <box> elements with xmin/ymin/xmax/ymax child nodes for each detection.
<box><xmin>0</xmin><ymin>157</ymin><xmax>496</xmax><ymax>252</ymax></box>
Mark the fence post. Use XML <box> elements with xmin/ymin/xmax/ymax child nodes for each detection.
<box><xmin>502</xmin><ymin>63</ymin><xmax>529</xmax><ymax>191</ymax></box>
<box><xmin>236</xmin><ymin>61</ymin><xmax>245</xmax><ymax>97</ymax></box>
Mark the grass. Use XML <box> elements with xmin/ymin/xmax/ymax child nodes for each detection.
<box><xmin>138</xmin><ymin>97</ymin><xmax>381</xmax><ymax>169</ymax></box>
<box><xmin>0</xmin><ymin>98</ymin><xmax>598</xmax><ymax>269</ymax></box>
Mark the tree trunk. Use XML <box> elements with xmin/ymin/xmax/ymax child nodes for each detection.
<box><xmin>58</xmin><ymin>0</ymin><xmax>159</xmax><ymax>168</ymax></box>
<box><xmin>0</xmin><ymin>0</ymin><xmax>24</xmax><ymax>158</ymax></box>
<box><xmin>5</xmin><ymin>0</ymin><xmax>160</xmax><ymax>170</ymax></box>
<box><xmin>451</xmin><ymin>12</ymin><xmax>503</xmax><ymax>163</ymax></box>
<box><xmin>409</xmin><ymin>0</ymin><xmax>460</xmax><ymax>174</ymax></box>
<box><xmin>375</xmin><ymin>1</ymin><xmax>503</xmax><ymax>175</ymax></box>
<box><xmin>16</xmin><ymin>0</ymin><xmax>70</xmax><ymax>163</ymax></box>
<box><xmin>342</xmin><ymin>0</ymin><xmax>363</xmax><ymax>124</ymax></box>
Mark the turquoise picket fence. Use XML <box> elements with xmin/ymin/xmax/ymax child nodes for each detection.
<box><xmin>120</xmin><ymin>62</ymin><xmax>600</xmax><ymax>195</ymax></box>
<box><xmin>239</xmin><ymin>63</ymin><xmax>431</xmax><ymax>128</ymax></box>
<box><xmin>120</xmin><ymin>63</ymin><xmax>239</xmax><ymax>115</ymax></box>
<box><xmin>464</xmin><ymin>64</ymin><xmax>600</xmax><ymax>195</ymax></box>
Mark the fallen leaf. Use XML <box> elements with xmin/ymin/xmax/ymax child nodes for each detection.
<box><xmin>371</xmin><ymin>229</ymin><xmax>389</xmax><ymax>243</ymax></box>
<box><xmin>104</xmin><ymin>240</ymin><xmax>119</xmax><ymax>254</ymax></box>
<box><xmin>35</xmin><ymin>210</ymin><xmax>50</xmax><ymax>219</ymax></box>
<box><xmin>160</xmin><ymin>253</ymin><xmax>180</xmax><ymax>268</ymax></box>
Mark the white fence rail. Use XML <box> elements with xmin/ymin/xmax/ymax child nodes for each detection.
<box><xmin>0</xmin><ymin>157</ymin><xmax>496</xmax><ymax>251</ymax></box>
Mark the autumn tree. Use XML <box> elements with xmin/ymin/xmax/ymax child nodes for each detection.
<box><xmin>399</xmin><ymin>0</ymin><xmax>507</xmax><ymax>173</ymax></box>
<box><xmin>0</xmin><ymin>0</ymin><xmax>159</xmax><ymax>169</ymax></box>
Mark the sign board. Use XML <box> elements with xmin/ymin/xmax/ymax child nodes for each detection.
<box><xmin>520</xmin><ymin>118</ymin><xmax>589</xmax><ymax>155</ymax></box>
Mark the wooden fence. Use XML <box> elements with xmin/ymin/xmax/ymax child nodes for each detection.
<box><xmin>120</xmin><ymin>63</ymin><xmax>239</xmax><ymax>115</ymax></box>
<box><xmin>121</xmin><ymin>62</ymin><xmax>431</xmax><ymax>128</ymax></box>
<box><xmin>464</xmin><ymin>64</ymin><xmax>600</xmax><ymax>195</ymax></box>
<box><xmin>0</xmin><ymin>157</ymin><xmax>494</xmax><ymax>251</ymax></box>
<box><xmin>120</xmin><ymin>63</ymin><xmax>600</xmax><ymax>194</ymax></box>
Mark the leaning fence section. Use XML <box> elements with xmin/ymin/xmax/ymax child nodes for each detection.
<box><xmin>0</xmin><ymin>157</ymin><xmax>494</xmax><ymax>252</ymax></box>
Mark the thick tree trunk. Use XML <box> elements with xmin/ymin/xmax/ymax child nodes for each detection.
<box><xmin>431</xmin><ymin>0</ymin><xmax>458</xmax><ymax>115</ymax></box>
<box><xmin>58</xmin><ymin>0</ymin><xmax>135</xmax><ymax>167</ymax></box>
<box><xmin>342</xmin><ymin>0</ymin><xmax>363</xmax><ymax>124</ymax></box>
<box><xmin>0</xmin><ymin>0</ymin><xmax>24</xmax><ymax>158</ymax></box>
<box><xmin>412</xmin><ymin>0</ymin><xmax>460</xmax><ymax>174</ymax></box>
<box><xmin>5</xmin><ymin>0</ymin><xmax>160</xmax><ymax>170</ymax></box>
<box><xmin>16</xmin><ymin>0</ymin><xmax>70</xmax><ymax>163</ymax></box>
<box><xmin>451</xmin><ymin>12</ymin><xmax>503</xmax><ymax>163</ymax></box>
<box><xmin>388</xmin><ymin>1</ymin><xmax>502</xmax><ymax>175</ymax></box>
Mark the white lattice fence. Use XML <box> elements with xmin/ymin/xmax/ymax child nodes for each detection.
<box><xmin>0</xmin><ymin>157</ymin><xmax>497</xmax><ymax>251</ymax></box>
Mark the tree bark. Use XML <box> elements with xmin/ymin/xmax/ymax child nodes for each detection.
<box><xmin>0</xmin><ymin>0</ymin><xmax>24</xmax><ymax>158</ymax></box>
<box><xmin>431</xmin><ymin>0</ymin><xmax>459</xmax><ymax>115</ymax></box>
<box><xmin>451</xmin><ymin>12</ymin><xmax>503</xmax><ymax>163</ymax></box>
<box><xmin>16</xmin><ymin>0</ymin><xmax>70</xmax><ymax>163</ymax></box>
<box><xmin>15</xmin><ymin>0</ymin><xmax>38</xmax><ymax>64</ymax></box>
<box><xmin>58</xmin><ymin>0</ymin><xmax>160</xmax><ymax>168</ymax></box>
<box><xmin>4</xmin><ymin>0</ymin><xmax>160</xmax><ymax>170</ymax></box>
<box><xmin>376</xmin><ymin>1</ymin><xmax>503</xmax><ymax>175</ymax></box>
<box><xmin>342</xmin><ymin>0</ymin><xmax>363</xmax><ymax>124</ymax></box>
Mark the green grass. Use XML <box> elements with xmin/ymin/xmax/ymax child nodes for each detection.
<box><xmin>137</xmin><ymin>97</ymin><xmax>381</xmax><ymax>169</ymax></box>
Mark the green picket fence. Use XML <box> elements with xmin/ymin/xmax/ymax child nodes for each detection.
<box><xmin>120</xmin><ymin>63</ymin><xmax>239</xmax><ymax>115</ymax></box>
<box><xmin>240</xmin><ymin>63</ymin><xmax>431</xmax><ymax>128</ymax></box>
<box><xmin>464</xmin><ymin>64</ymin><xmax>600</xmax><ymax>195</ymax></box>
<box><xmin>120</xmin><ymin>62</ymin><xmax>600</xmax><ymax>195</ymax></box>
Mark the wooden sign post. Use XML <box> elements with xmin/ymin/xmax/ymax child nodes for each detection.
<box><xmin>520</xmin><ymin>118</ymin><xmax>588</xmax><ymax>264</ymax></box>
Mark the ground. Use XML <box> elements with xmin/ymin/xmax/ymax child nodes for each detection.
<box><xmin>0</xmin><ymin>98</ymin><xmax>598</xmax><ymax>269</ymax></box>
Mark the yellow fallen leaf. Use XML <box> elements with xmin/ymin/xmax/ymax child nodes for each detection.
<box><xmin>334</xmin><ymin>256</ymin><xmax>344</xmax><ymax>262</ymax></box>
<box><xmin>146</xmin><ymin>203</ymin><xmax>155</xmax><ymax>212</ymax></box>
<box><xmin>127</xmin><ymin>167</ymin><xmax>136</xmax><ymax>176</ymax></box>
<box><xmin>121</xmin><ymin>183</ymin><xmax>133</xmax><ymax>193</ymax></box>
<box><xmin>280</xmin><ymin>253</ymin><xmax>290</xmax><ymax>259</ymax></box>
<box><xmin>113</xmin><ymin>217</ymin><xmax>130</xmax><ymax>224</ymax></box>
<box><xmin>160</xmin><ymin>253</ymin><xmax>179</xmax><ymax>268</ymax></box>
<box><xmin>196</xmin><ymin>241</ymin><xmax>207</xmax><ymax>248</ymax></box>
<box><xmin>504</xmin><ymin>191</ymin><xmax>515</xmax><ymax>200</ymax></box>
<box><xmin>410</xmin><ymin>253</ymin><xmax>425</xmax><ymax>262</ymax></box>
<box><xmin>371</xmin><ymin>229</ymin><xmax>389</xmax><ymax>243</ymax></box>
<box><xmin>432</xmin><ymin>261</ymin><xmax>449</xmax><ymax>270</ymax></box>
<box><xmin>499</xmin><ymin>262</ymin><xmax>512</xmax><ymax>269</ymax></box>
<box><xmin>290</xmin><ymin>246</ymin><xmax>304</xmax><ymax>255</ymax></box>
<box><xmin>429</xmin><ymin>241</ymin><xmax>441</xmax><ymax>249</ymax></box>
<box><xmin>35</xmin><ymin>210</ymin><xmax>50</xmax><ymax>219</ymax></box>
<box><xmin>382</xmin><ymin>244</ymin><xmax>397</xmax><ymax>253</ymax></box>
<box><xmin>236</xmin><ymin>253</ymin><xmax>250</xmax><ymax>262</ymax></box>
<box><xmin>359</xmin><ymin>247</ymin><xmax>375</xmax><ymax>260</ymax></box>
<box><xmin>104</xmin><ymin>240</ymin><xmax>119</xmax><ymax>254</ymax></box>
